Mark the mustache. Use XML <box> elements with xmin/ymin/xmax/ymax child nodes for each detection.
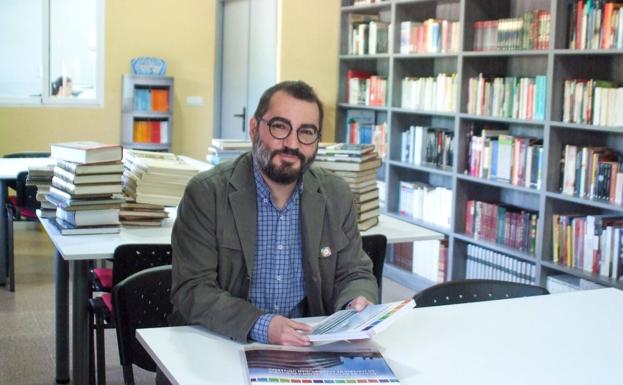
<box><xmin>270</xmin><ymin>147</ymin><xmax>305</xmax><ymax>163</ymax></box>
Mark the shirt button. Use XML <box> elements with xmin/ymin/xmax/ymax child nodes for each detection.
<box><xmin>263</xmin><ymin>198</ymin><xmax>268</xmax><ymax>204</ymax></box>
<box><xmin>273</xmin><ymin>305</ymin><xmax>280</xmax><ymax>311</ymax></box>
<box><xmin>279</xmin><ymin>216</ymin><xmax>284</xmax><ymax>220</ymax></box>
<box><xmin>276</xmin><ymin>244</ymin><xmax>284</xmax><ymax>250</ymax></box>
<box><xmin>276</xmin><ymin>275</ymin><xmax>282</xmax><ymax>282</ymax></box>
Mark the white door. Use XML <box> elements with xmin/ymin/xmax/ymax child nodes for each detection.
<box><xmin>216</xmin><ymin>0</ymin><xmax>277</xmax><ymax>140</ymax></box>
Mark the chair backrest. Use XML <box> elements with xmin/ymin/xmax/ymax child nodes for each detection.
<box><xmin>413</xmin><ymin>279</ymin><xmax>549</xmax><ymax>308</ymax></box>
<box><xmin>113</xmin><ymin>265</ymin><xmax>173</xmax><ymax>374</ymax></box>
<box><xmin>112</xmin><ymin>244</ymin><xmax>173</xmax><ymax>287</ymax></box>
<box><xmin>3</xmin><ymin>151</ymin><xmax>50</xmax><ymax>158</ymax></box>
<box><xmin>361</xmin><ymin>234</ymin><xmax>387</xmax><ymax>299</ymax></box>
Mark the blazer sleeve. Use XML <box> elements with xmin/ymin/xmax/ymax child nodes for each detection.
<box><xmin>170</xmin><ymin>176</ymin><xmax>262</xmax><ymax>343</ymax></box>
<box><xmin>331</xmin><ymin>179</ymin><xmax>379</xmax><ymax>310</ymax></box>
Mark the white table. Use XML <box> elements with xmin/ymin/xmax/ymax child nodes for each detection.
<box><xmin>0</xmin><ymin>157</ymin><xmax>54</xmax><ymax>285</ymax></box>
<box><xmin>40</xmin><ymin>199</ymin><xmax>439</xmax><ymax>384</ymax></box>
<box><xmin>138</xmin><ymin>288</ymin><xmax>623</xmax><ymax>385</ymax></box>
<box><xmin>39</xmin><ymin>209</ymin><xmax>176</xmax><ymax>384</ymax></box>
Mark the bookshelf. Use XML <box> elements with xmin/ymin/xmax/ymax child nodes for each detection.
<box><xmin>338</xmin><ymin>0</ymin><xmax>623</xmax><ymax>291</ymax></box>
<box><xmin>121</xmin><ymin>75</ymin><xmax>174</xmax><ymax>151</ymax></box>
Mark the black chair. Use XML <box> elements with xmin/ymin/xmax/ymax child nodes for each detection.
<box><xmin>361</xmin><ymin>234</ymin><xmax>387</xmax><ymax>299</ymax></box>
<box><xmin>89</xmin><ymin>244</ymin><xmax>172</xmax><ymax>385</ymax></box>
<box><xmin>413</xmin><ymin>279</ymin><xmax>549</xmax><ymax>308</ymax></box>
<box><xmin>5</xmin><ymin>171</ymin><xmax>40</xmax><ymax>292</ymax></box>
<box><xmin>3</xmin><ymin>151</ymin><xmax>49</xmax><ymax>291</ymax></box>
<box><xmin>113</xmin><ymin>265</ymin><xmax>173</xmax><ymax>385</ymax></box>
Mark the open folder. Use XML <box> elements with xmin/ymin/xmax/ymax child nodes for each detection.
<box><xmin>307</xmin><ymin>298</ymin><xmax>414</xmax><ymax>342</ymax></box>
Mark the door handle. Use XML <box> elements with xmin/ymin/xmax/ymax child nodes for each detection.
<box><xmin>233</xmin><ymin>106</ymin><xmax>246</xmax><ymax>132</ymax></box>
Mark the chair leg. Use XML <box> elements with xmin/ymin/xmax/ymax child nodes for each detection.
<box><xmin>7</xmin><ymin>206</ymin><xmax>15</xmax><ymax>292</ymax></box>
<box><xmin>94</xmin><ymin>312</ymin><xmax>107</xmax><ymax>385</ymax></box>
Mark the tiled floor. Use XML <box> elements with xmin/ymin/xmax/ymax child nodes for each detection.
<box><xmin>0</xmin><ymin>223</ymin><xmax>416</xmax><ymax>385</ymax></box>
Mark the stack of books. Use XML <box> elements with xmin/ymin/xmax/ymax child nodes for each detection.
<box><xmin>26</xmin><ymin>163</ymin><xmax>55</xmax><ymax>218</ymax></box>
<box><xmin>206</xmin><ymin>138</ymin><xmax>251</xmax><ymax>165</ymax></box>
<box><xmin>119</xmin><ymin>201</ymin><xmax>169</xmax><ymax>227</ymax></box>
<box><xmin>47</xmin><ymin>142</ymin><xmax>124</xmax><ymax>235</ymax></box>
<box><xmin>123</xmin><ymin>149</ymin><xmax>200</xmax><ymax>207</ymax></box>
<box><xmin>315</xmin><ymin>143</ymin><xmax>382</xmax><ymax>231</ymax></box>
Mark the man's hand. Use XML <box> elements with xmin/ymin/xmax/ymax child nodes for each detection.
<box><xmin>267</xmin><ymin>315</ymin><xmax>313</xmax><ymax>346</ymax></box>
<box><xmin>347</xmin><ymin>296</ymin><xmax>373</xmax><ymax>311</ymax></box>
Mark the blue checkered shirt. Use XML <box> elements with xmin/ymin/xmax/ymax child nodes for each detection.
<box><xmin>248</xmin><ymin>164</ymin><xmax>305</xmax><ymax>343</ymax></box>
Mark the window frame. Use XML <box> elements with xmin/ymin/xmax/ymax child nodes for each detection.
<box><xmin>0</xmin><ymin>0</ymin><xmax>105</xmax><ymax>107</ymax></box>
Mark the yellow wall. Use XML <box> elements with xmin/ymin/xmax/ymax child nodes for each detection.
<box><xmin>0</xmin><ymin>0</ymin><xmax>340</xmax><ymax>158</ymax></box>
<box><xmin>277</xmin><ymin>0</ymin><xmax>340</xmax><ymax>141</ymax></box>
<box><xmin>0</xmin><ymin>0</ymin><xmax>216</xmax><ymax>160</ymax></box>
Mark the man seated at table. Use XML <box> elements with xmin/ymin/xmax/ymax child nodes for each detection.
<box><xmin>169</xmin><ymin>80</ymin><xmax>378</xmax><ymax>346</ymax></box>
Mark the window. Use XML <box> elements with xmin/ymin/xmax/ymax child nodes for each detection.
<box><xmin>0</xmin><ymin>0</ymin><xmax>104</xmax><ymax>106</ymax></box>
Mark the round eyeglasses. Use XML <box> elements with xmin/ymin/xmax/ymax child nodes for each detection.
<box><xmin>257</xmin><ymin>116</ymin><xmax>320</xmax><ymax>145</ymax></box>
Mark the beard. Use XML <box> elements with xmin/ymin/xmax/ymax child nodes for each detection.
<box><xmin>253</xmin><ymin>135</ymin><xmax>316</xmax><ymax>185</ymax></box>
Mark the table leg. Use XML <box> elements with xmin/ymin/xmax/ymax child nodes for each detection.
<box><xmin>72</xmin><ymin>260</ymin><xmax>91</xmax><ymax>385</ymax></box>
<box><xmin>55</xmin><ymin>249</ymin><xmax>70</xmax><ymax>384</ymax></box>
<box><xmin>0</xmin><ymin>180</ymin><xmax>8</xmax><ymax>286</ymax></box>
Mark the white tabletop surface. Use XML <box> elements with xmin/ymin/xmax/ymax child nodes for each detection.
<box><xmin>39</xmin><ymin>208</ymin><xmax>440</xmax><ymax>261</ymax></box>
<box><xmin>0</xmin><ymin>157</ymin><xmax>55</xmax><ymax>179</ymax></box>
<box><xmin>138</xmin><ymin>288</ymin><xmax>623</xmax><ymax>385</ymax></box>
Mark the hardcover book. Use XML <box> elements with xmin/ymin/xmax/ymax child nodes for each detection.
<box><xmin>51</xmin><ymin>141</ymin><xmax>123</xmax><ymax>164</ymax></box>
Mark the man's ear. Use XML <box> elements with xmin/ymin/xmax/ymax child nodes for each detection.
<box><xmin>249</xmin><ymin>116</ymin><xmax>258</xmax><ymax>139</ymax></box>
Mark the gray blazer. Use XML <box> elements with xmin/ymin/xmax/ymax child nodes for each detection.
<box><xmin>170</xmin><ymin>152</ymin><xmax>378</xmax><ymax>342</ymax></box>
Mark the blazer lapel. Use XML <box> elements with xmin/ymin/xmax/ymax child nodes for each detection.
<box><xmin>229</xmin><ymin>154</ymin><xmax>257</xmax><ymax>275</ymax></box>
<box><xmin>301</xmin><ymin>171</ymin><xmax>326</xmax><ymax>286</ymax></box>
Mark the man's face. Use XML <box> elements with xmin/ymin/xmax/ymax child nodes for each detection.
<box><xmin>251</xmin><ymin>90</ymin><xmax>320</xmax><ymax>185</ymax></box>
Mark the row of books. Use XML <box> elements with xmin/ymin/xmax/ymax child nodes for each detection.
<box><xmin>568</xmin><ymin>1</ymin><xmax>623</xmax><ymax>49</ymax></box>
<box><xmin>562</xmin><ymin>79</ymin><xmax>623</xmax><ymax>126</ymax></box>
<box><xmin>473</xmin><ymin>10</ymin><xmax>551</xmax><ymax>51</ymax></box>
<box><xmin>347</xmin><ymin>13</ymin><xmax>390</xmax><ymax>55</ymax></box>
<box><xmin>347</xmin><ymin>75</ymin><xmax>387</xmax><ymax>106</ymax></box>
<box><xmin>559</xmin><ymin>145</ymin><xmax>623</xmax><ymax>203</ymax></box>
<box><xmin>134</xmin><ymin>87</ymin><xmax>170</xmax><ymax>112</ymax></box>
<box><xmin>398</xmin><ymin>181</ymin><xmax>452</xmax><ymax>229</ymax></box>
<box><xmin>465</xmin><ymin>200</ymin><xmax>539</xmax><ymax>255</ymax></box>
<box><xmin>552</xmin><ymin>214</ymin><xmax>623</xmax><ymax>280</ymax></box>
<box><xmin>388</xmin><ymin>239</ymin><xmax>448</xmax><ymax>283</ymax></box>
<box><xmin>400</xmin><ymin>73</ymin><xmax>457</xmax><ymax>112</ymax></box>
<box><xmin>467</xmin><ymin>129</ymin><xmax>543</xmax><ymax>189</ymax></box>
<box><xmin>133</xmin><ymin>120</ymin><xmax>169</xmax><ymax>144</ymax></box>
<box><xmin>399</xmin><ymin>19</ymin><xmax>461</xmax><ymax>54</ymax></box>
<box><xmin>467</xmin><ymin>74</ymin><xmax>547</xmax><ymax>121</ymax></box>
<box><xmin>25</xmin><ymin>163</ymin><xmax>55</xmax><ymax>218</ymax></box>
<box><xmin>400</xmin><ymin>126</ymin><xmax>453</xmax><ymax>169</ymax></box>
<box><xmin>466</xmin><ymin>244</ymin><xmax>536</xmax><ymax>284</ymax></box>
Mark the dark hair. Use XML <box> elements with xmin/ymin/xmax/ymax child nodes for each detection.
<box><xmin>51</xmin><ymin>76</ymin><xmax>71</xmax><ymax>96</ymax></box>
<box><xmin>253</xmin><ymin>80</ymin><xmax>324</xmax><ymax>131</ymax></box>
